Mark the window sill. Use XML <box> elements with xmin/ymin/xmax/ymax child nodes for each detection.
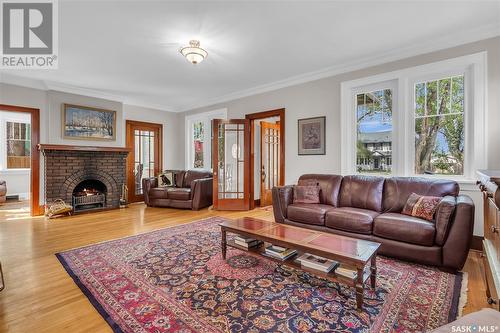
<box><xmin>0</xmin><ymin>168</ymin><xmax>31</xmax><ymax>175</ymax></box>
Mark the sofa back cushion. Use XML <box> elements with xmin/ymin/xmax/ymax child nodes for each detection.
<box><xmin>298</xmin><ymin>174</ymin><xmax>343</xmax><ymax>206</ymax></box>
<box><xmin>183</xmin><ymin>170</ymin><xmax>212</xmax><ymax>188</ymax></box>
<box><xmin>339</xmin><ymin>175</ymin><xmax>385</xmax><ymax>212</ymax></box>
<box><xmin>383</xmin><ymin>177</ymin><xmax>459</xmax><ymax>213</ymax></box>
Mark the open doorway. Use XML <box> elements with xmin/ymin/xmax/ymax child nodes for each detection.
<box><xmin>0</xmin><ymin>104</ymin><xmax>41</xmax><ymax>218</ymax></box>
<box><xmin>246</xmin><ymin>109</ymin><xmax>285</xmax><ymax>209</ymax></box>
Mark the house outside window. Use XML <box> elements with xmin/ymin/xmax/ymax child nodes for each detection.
<box><xmin>7</xmin><ymin>121</ymin><xmax>31</xmax><ymax>169</ymax></box>
<box><xmin>341</xmin><ymin>52</ymin><xmax>486</xmax><ymax>180</ymax></box>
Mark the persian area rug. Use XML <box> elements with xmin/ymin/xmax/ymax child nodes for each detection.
<box><xmin>56</xmin><ymin>217</ymin><xmax>464</xmax><ymax>333</ymax></box>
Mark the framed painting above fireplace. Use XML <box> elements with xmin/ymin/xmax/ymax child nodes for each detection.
<box><xmin>62</xmin><ymin>104</ymin><xmax>116</xmax><ymax>141</ymax></box>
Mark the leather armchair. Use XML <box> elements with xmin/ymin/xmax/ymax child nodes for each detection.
<box><xmin>143</xmin><ymin>170</ymin><xmax>213</xmax><ymax>210</ymax></box>
<box><xmin>0</xmin><ymin>180</ymin><xmax>6</xmax><ymax>204</ymax></box>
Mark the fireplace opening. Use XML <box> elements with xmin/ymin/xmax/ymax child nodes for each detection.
<box><xmin>72</xmin><ymin>179</ymin><xmax>107</xmax><ymax>212</ymax></box>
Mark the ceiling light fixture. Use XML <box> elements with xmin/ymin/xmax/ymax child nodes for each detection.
<box><xmin>180</xmin><ymin>40</ymin><xmax>207</xmax><ymax>64</ymax></box>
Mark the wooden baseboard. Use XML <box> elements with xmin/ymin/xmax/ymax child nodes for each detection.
<box><xmin>254</xmin><ymin>199</ymin><xmax>261</xmax><ymax>207</ymax></box>
<box><xmin>471</xmin><ymin>235</ymin><xmax>484</xmax><ymax>251</ymax></box>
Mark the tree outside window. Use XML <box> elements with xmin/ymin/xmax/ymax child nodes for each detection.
<box><xmin>193</xmin><ymin>121</ymin><xmax>204</xmax><ymax>168</ymax></box>
<box><xmin>7</xmin><ymin>122</ymin><xmax>31</xmax><ymax>169</ymax></box>
<box><xmin>414</xmin><ymin>75</ymin><xmax>464</xmax><ymax>175</ymax></box>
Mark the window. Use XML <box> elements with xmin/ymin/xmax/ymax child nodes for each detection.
<box><xmin>6</xmin><ymin>121</ymin><xmax>31</xmax><ymax>169</ymax></box>
<box><xmin>341</xmin><ymin>52</ymin><xmax>486</xmax><ymax>180</ymax></box>
<box><xmin>414</xmin><ymin>75</ymin><xmax>464</xmax><ymax>175</ymax></box>
<box><xmin>356</xmin><ymin>88</ymin><xmax>393</xmax><ymax>174</ymax></box>
<box><xmin>185</xmin><ymin>109</ymin><xmax>227</xmax><ymax>170</ymax></box>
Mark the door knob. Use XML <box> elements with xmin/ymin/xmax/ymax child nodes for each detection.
<box><xmin>491</xmin><ymin>226</ymin><xmax>499</xmax><ymax>234</ymax></box>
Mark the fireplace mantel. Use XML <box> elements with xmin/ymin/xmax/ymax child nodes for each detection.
<box><xmin>38</xmin><ymin>144</ymin><xmax>131</xmax><ymax>153</ymax></box>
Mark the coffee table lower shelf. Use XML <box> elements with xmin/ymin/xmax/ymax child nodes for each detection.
<box><xmin>225</xmin><ymin>240</ymin><xmax>372</xmax><ymax>306</ymax></box>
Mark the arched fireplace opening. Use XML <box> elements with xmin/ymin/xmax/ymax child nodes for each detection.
<box><xmin>72</xmin><ymin>179</ymin><xmax>107</xmax><ymax>212</ymax></box>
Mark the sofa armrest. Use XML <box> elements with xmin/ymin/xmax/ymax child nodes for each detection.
<box><xmin>434</xmin><ymin>195</ymin><xmax>457</xmax><ymax>246</ymax></box>
<box><xmin>442</xmin><ymin>194</ymin><xmax>474</xmax><ymax>270</ymax></box>
<box><xmin>271</xmin><ymin>185</ymin><xmax>294</xmax><ymax>223</ymax></box>
<box><xmin>191</xmin><ymin>177</ymin><xmax>213</xmax><ymax>210</ymax></box>
<box><xmin>142</xmin><ymin>177</ymin><xmax>157</xmax><ymax>206</ymax></box>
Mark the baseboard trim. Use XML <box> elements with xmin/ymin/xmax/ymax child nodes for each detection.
<box><xmin>471</xmin><ymin>235</ymin><xmax>484</xmax><ymax>251</ymax></box>
<box><xmin>254</xmin><ymin>199</ymin><xmax>261</xmax><ymax>207</ymax></box>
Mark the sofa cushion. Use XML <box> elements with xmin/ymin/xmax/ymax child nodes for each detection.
<box><xmin>287</xmin><ymin>203</ymin><xmax>335</xmax><ymax>226</ymax></box>
<box><xmin>183</xmin><ymin>170</ymin><xmax>212</xmax><ymax>188</ymax></box>
<box><xmin>149</xmin><ymin>187</ymin><xmax>169</xmax><ymax>199</ymax></box>
<box><xmin>383</xmin><ymin>177</ymin><xmax>459</xmax><ymax>213</ymax></box>
<box><xmin>167</xmin><ymin>188</ymin><xmax>191</xmax><ymax>200</ymax></box>
<box><xmin>401</xmin><ymin>193</ymin><xmax>442</xmax><ymax>221</ymax></box>
<box><xmin>293</xmin><ymin>185</ymin><xmax>321</xmax><ymax>204</ymax></box>
<box><xmin>373</xmin><ymin>213</ymin><xmax>436</xmax><ymax>246</ymax></box>
<box><xmin>339</xmin><ymin>175</ymin><xmax>385</xmax><ymax>212</ymax></box>
<box><xmin>298</xmin><ymin>174</ymin><xmax>343</xmax><ymax>206</ymax></box>
<box><xmin>325</xmin><ymin>207</ymin><xmax>379</xmax><ymax>234</ymax></box>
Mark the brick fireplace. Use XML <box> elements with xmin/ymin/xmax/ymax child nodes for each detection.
<box><xmin>39</xmin><ymin>145</ymin><xmax>130</xmax><ymax>213</ymax></box>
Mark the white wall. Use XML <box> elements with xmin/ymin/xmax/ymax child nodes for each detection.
<box><xmin>0</xmin><ymin>83</ymin><xmax>184</xmax><ymax>204</ymax></box>
<box><xmin>182</xmin><ymin>36</ymin><xmax>500</xmax><ymax>236</ymax></box>
<box><xmin>0</xmin><ymin>111</ymin><xmax>31</xmax><ymax>199</ymax></box>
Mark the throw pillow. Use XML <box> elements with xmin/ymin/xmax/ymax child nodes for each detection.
<box><xmin>158</xmin><ymin>171</ymin><xmax>175</xmax><ymax>187</ymax></box>
<box><xmin>402</xmin><ymin>193</ymin><xmax>442</xmax><ymax>221</ymax></box>
<box><xmin>293</xmin><ymin>185</ymin><xmax>321</xmax><ymax>204</ymax></box>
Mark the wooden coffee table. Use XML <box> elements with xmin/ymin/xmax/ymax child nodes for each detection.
<box><xmin>220</xmin><ymin>217</ymin><xmax>381</xmax><ymax>310</ymax></box>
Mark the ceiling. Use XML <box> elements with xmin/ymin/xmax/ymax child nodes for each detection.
<box><xmin>1</xmin><ymin>1</ymin><xmax>499</xmax><ymax>112</ymax></box>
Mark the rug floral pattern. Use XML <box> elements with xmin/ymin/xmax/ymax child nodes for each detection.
<box><xmin>56</xmin><ymin>217</ymin><xmax>462</xmax><ymax>333</ymax></box>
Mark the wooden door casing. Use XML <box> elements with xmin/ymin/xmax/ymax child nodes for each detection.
<box><xmin>212</xmin><ymin>119</ymin><xmax>250</xmax><ymax>211</ymax></box>
<box><xmin>126</xmin><ymin>120</ymin><xmax>162</xmax><ymax>203</ymax></box>
<box><xmin>260</xmin><ymin>121</ymin><xmax>280</xmax><ymax>207</ymax></box>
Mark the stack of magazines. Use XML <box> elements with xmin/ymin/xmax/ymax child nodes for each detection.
<box><xmin>264</xmin><ymin>245</ymin><xmax>297</xmax><ymax>260</ymax></box>
<box><xmin>296</xmin><ymin>253</ymin><xmax>339</xmax><ymax>273</ymax></box>
<box><xmin>234</xmin><ymin>235</ymin><xmax>262</xmax><ymax>249</ymax></box>
<box><xmin>334</xmin><ymin>266</ymin><xmax>358</xmax><ymax>279</ymax></box>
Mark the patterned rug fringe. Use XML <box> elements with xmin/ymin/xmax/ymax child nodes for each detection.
<box><xmin>457</xmin><ymin>271</ymin><xmax>469</xmax><ymax>318</ymax></box>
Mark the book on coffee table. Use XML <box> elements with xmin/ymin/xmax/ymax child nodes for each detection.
<box><xmin>264</xmin><ymin>245</ymin><xmax>297</xmax><ymax>260</ymax></box>
<box><xmin>296</xmin><ymin>253</ymin><xmax>339</xmax><ymax>273</ymax></box>
<box><xmin>234</xmin><ymin>235</ymin><xmax>263</xmax><ymax>249</ymax></box>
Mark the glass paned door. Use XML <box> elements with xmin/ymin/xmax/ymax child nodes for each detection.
<box><xmin>260</xmin><ymin>121</ymin><xmax>280</xmax><ymax>207</ymax></box>
<box><xmin>213</xmin><ymin>119</ymin><xmax>250</xmax><ymax>210</ymax></box>
<box><xmin>126</xmin><ymin>121</ymin><xmax>162</xmax><ymax>203</ymax></box>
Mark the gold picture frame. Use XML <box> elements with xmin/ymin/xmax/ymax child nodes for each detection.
<box><xmin>62</xmin><ymin>104</ymin><xmax>116</xmax><ymax>141</ymax></box>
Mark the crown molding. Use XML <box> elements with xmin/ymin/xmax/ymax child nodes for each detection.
<box><xmin>0</xmin><ymin>73</ymin><xmax>177</xmax><ymax>113</ymax></box>
<box><xmin>178</xmin><ymin>23</ymin><xmax>500</xmax><ymax>112</ymax></box>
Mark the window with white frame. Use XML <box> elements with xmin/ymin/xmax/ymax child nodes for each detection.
<box><xmin>185</xmin><ymin>109</ymin><xmax>227</xmax><ymax>170</ymax></box>
<box><xmin>341</xmin><ymin>52</ymin><xmax>486</xmax><ymax>180</ymax></box>
<box><xmin>6</xmin><ymin>121</ymin><xmax>31</xmax><ymax>169</ymax></box>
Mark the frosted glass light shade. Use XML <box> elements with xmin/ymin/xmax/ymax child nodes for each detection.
<box><xmin>180</xmin><ymin>40</ymin><xmax>208</xmax><ymax>64</ymax></box>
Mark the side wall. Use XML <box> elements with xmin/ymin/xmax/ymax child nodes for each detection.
<box><xmin>0</xmin><ymin>84</ymin><xmax>184</xmax><ymax>205</ymax></box>
<box><xmin>182</xmin><ymin>36</ymin><xmax>500</xmax><ymax>236</ymax></box>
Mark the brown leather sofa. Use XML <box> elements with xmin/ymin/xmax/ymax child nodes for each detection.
<box><xmin>272</xmin><ymin>174</ymin><xmax>474</xmax><ymax>271</ymax></box>
<box><xmin>143</xmin><ymin>170</ymin><xmax>213</xmax><ymax>210</ymax></box>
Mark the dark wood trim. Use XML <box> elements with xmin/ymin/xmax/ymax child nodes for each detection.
<box><xmin>38</xmin><ymin>144</ymin><xmax>131</xmax><ymax>153</ymax></box>
<box><xmin>125</xmin><ymin>120</ymin><xmax>163</xmax><ymax>203</ymax></box>
<box><xmin>245</xmin><ymin>108</ymin><xmax>285</xmax><ymax>209</ymax></box>
<box><xmin>0</xmin><ymin>104</ymin><xmax>42</xmax><ymax>216</ymax></box>
<box><xmin>254</xmin><ymin>199</ymin><xmax>261</xmax><ymax>207</ymax></box>
<box><xmin>471</xmin><ymin>235</ymin><xmax>484</xmax><ymax>251</ymax></box>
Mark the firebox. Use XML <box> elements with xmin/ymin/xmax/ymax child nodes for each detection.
<box><xmin>72</xmin><ymin>179</ymin><xmax>107</xmax><ymax>212</ymax></box>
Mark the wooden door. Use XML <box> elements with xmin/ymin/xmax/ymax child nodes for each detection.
<box><xmin>260</xmin><ymin>121</ymin><xmax>280</xmax><ymax>206</ymax></box>
<box><xmin>213</xmin><ymin>119</ymin><xmax>250</xmax><ymax>210</ymax></box>
<box><xmin>126</xmin><ymin>120</ymin><xmax>162</xmax><ymax>203</ymax></box>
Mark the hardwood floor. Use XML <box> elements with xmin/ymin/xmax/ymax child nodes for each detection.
<box><xmin>0</xmin><ymin>203</ymin><xmax>492</xmax><ymax>332</ymax></box>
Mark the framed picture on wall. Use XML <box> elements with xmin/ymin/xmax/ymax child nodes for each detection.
<box><xmin>298</xmin><ymin>116</ymin><xmax>326</xmax><ymax>155</ymax></box>
<box><xmin>62</xmin><ymin>104</ymin><xmax>116</xmax><ymax>141</ymax></box>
